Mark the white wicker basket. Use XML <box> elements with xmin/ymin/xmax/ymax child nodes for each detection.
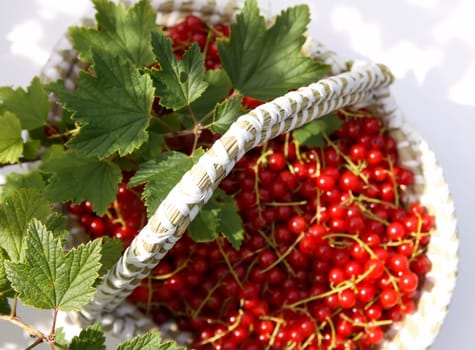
<box><xmin>36</xmin><ymin>0</ymin><xmax>458</xmax><ymax>349</ymax></box>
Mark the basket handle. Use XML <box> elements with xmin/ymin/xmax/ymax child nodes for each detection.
<box><xmin>77</xmin><ymin>62</ymin><xmax>394</xmax><ymax>323</ymax></box>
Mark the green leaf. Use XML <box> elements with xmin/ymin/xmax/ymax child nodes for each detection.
<box><xmin>0</xmin><ymin>170</ymin><xmax>45</xmax><ymax>200</ymax></box>
<box><xmin>23</xmin><ymin>139</ymin><xmax>41</xmax><ymax>160</ymax></box>
<box><xmin>0</xmin><ymin>112</ymin><xmax>23</xmax><ymax>164</ymax></box>
<box><xmin>41</xmin><ymin>149</ymin><xmax>121</xmax><ymax>215</ymax></box>
<box><xmin>150</xmin><ymin>31</ymin><xmax>208</xmax><ymax>110</ymax></box>
<box><xmin>293</xmin><ymin>113</ymin><xmax>343</xmax><ymax>147</ymax></box>
<box><xmin>213</xmin><ymin>190</ymin><xmax>244</xmax><ymax>249</ymax></box>
<box><xmin>188</xmin><ymin>206</ymin><xmax>219</xmax><ymax>243</ymax></box>
<box><xmin>129</xmin><ymin>151</ymin><xmax>195</xmax><ymax>217</ymax></box>
<box><xmin>69</xmin><ymin>0</ymin><xmax>156</xmax><ymax>66</ymax></box>
<box><xmin>99</xmin><ymin>237</ymin><xmax>123</xmax><ymax>276</ymax></box>
<box><xmin>217</xmin><ymin>0</ymin><xmax>329</xmax><ymax>100</ymax></box>
<box><xmin>210</xmin><ymin>96</ymin><xmax>244</xmax><ymax>133</ymax></box>
<box><xmin>0</xmin><ymin>248</ymin><xmax>13</xmax><ymax>298</ymax></box>
<box><xmin>4</xmin><ymin>219</ymin><xmax>102</xmax><ymax>311</ymax></box>
<box><xmin>0</xmin><ymin>189</ymin><xmax>51</xmax><ymax>262</ymax></box>
<box><xmin>0</xmin><ymin>296</ymin><xmax>10</xmax><ymax>315</ymax></box>
<box><xmin>54</xmin><ymin>327</ymin><xmax>69</xmax><ymax>349</ymax></box>
<box><xmin>70</xmin><ymin>323</ymin><xmax>106</xmax><ymax>350</ymax></box>
<box><xmin>134</xmin><ymin>131</ymin><xmax>165</xmax><ymax>160</ymax></box>
<box><xmin>188</xmin><ymin>69</ymin><xmax>232</xmax><ymax>121</ymax></box>
<box><xmin>0</xmin><ymin>77</ymin><xmax>49</xmax><ymax>130</ymax></box>
<box><xmin>117</xmin><ymin>331</ymin><xmax>185</xmax><ymax>350</ymax></box>
<box><xmin>44</xmin><ymin>212</ymin><xmax>68</xmax><ymax>240</ymax></box>
<box><xmin>52</xmin><ymin>50</ymin><xmax>154</xmax><ymax>158</ymax></box>
<box><xmin>188</xmin><ymin>189</ymin><xmax>244</xmax><ymax>248</ymax></box>
<box><xmin>40</xmin><ymin>144</ymin><xmax>65</xmax><ymax>163</ymax></box>
<box><xmin>149</xmin><ymin>113</ymin><xmax>182</xmax><ymax>134</ymax></box>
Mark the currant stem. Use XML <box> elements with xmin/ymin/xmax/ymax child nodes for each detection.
<box><xmin>50</xmin><ymin>308</ymin><xmax>58</xmax><ymax>340</ymax></box>
<box><xmin>11</xmin><ymin>295</ymin><xmax>18</xmax><ymax>318</ymax></box>
<box><xmin>287</xmin><ymin>264</ymin><xmax>376</xmax><ymax>308</ymax></box>
<box><xmin>260</xmin><ymin>233</ymin><xmax>304</xmax><ymax>273</ymax></box>
<box><xmin>216</xmin><ymin>238</ymin><xmax>243</xmax><ymax>289</ymax></box>
<box><xmin>338</xmin><ymin>108</ymin><xmax>371</xmax><ymax>119</ymax></box>
<box><xmin>410</xmin><ymin>214</ymin><xmax>424</xmax><ymax>260</ymax></box>
<box><xmin>258</xmin><ymin>228</ymin><xmax>295</xmax><ymax>275</ymax></box>
<box><xmin>45</xmin><ymin>127</ymin><xmax>79</xmax><ymax>140</ymax></box>
<box><xmin>324</xmin><ymin>233</ymin><xmax>378</xmax><ymax>259</ymax></box>
<box><xmin>25</xmin><ymin>338</ymin><xmax>43</xmax><ymax>350</ymax></box>
<box><xmin>150</xmin><ymin>257</ymin><xmax>190</xmax><ymax>280</ymax></box>
<box><xmin>0</xmin><ymin>315</ymin><xmax>46</xmax><ymax>345</ymax></box>
<box><xmin>265</xmin><ymin>322</ymin><xmax>282</xmax><ymax>350</ymax></box>
<box><xmin>200</xmin><ymin>309</ymin><xmax>243</xmax><ymax>345</ymax></box>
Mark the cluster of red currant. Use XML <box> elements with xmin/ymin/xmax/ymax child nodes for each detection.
<box><xmin>67</xmin><ymin>14</ymin><xmax>434</xmax><ymax>350</ymax></box>
<box><xmin>168</xmin><ymin>14</ymin><xmax>229</xmax><ymax>69</ymax></box>
<box><xmin>67</xmin><ymin>176</ymin><xmax>145</xmax><ymax>248</ymax></box>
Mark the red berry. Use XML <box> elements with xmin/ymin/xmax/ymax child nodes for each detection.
<box><xmin>398</xmin><ymin>271</ymin><xmax>419</xmax><ymax>293</ymax></box>
<box><xmin>380</xmin><ymin>288</ymin><xmax>399</xmax><ymax>309</ymax></box>
<box><xmin>288</xmin><ymin>215</ymin><xmax>307</xmax><ymax>234</ymax></box>
<box><xmin>387</xmin><ymin>222</ymin><xmax>405</xmax><ymax>241</ymax></box>
<box><xmin>88</xmin><ymin>217</ymin><xmax>105</xmax><ymax>237</ymax></box>
<box><xmin>267</xmin><ymin>152</ymin><xmax>286</xmax><ymax>171</ymax></box>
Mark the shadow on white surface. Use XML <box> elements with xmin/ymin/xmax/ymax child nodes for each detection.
<box><xmin>1</xmin><ymin>0</ymin><xmax>474</xmax><ymax>349</ymax></box>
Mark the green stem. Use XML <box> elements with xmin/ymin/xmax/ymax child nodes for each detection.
<box><xmin>217</xmin><ymin>238</ymin><xmax>243</xmax><ymax>289</ymax></box>
<box><xmin>25</xmin><ymin>338</ymin><xmax>43</xmax><ymax>350</ymax></box>
<box><xmin>11</xmin><ymin>295</ymin><xmax>18</xmax><ymax>318</ymax></box>
<box><xmin>50</xmin><ymin>309</ymin><xmax>58</xmax><ymax>336</ymax></box>
<box><xmin>0</xmin><ymin>314</ymin><xmax>45</xmax><ymax>344</ymax></box>
<box><xmin>150</xmin><ymin>258</ymin><xmax>189</xmax><ymax>280</ymax></box>
<box><xmin>260</xmin><ymin>233</ymin><xmax>304</xmax><ymax>273</ymax></box>
<box><xmin>287</xmin><ymin>264</ymin><xmax>376</xmax><ymax>308</ymax></box>
<box><xmin>324</xmin><ymin>233</ymin><xmax>378</xmax><ymax>259</ymax></box>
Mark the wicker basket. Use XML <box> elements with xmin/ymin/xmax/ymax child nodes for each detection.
<box><xmin>36</xmin><ymin>0</ymin><xmax>458</xmax><ymax>349</ymax></box>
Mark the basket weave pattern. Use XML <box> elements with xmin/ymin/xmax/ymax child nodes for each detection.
<box><xmin>39</xmin><ymin>0</ymin><xmax>458</xmax><ymax>348</ymax></box>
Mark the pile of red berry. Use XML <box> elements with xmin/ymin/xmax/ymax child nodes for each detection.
<box><xmin>168</xmin><ymin>14</ymin><xmax>229</xmax><ymax>69</ymax></box>
<box><xmin>66</xmin><ymin>14</ymin><xmax>434</xmax><ymax>350</ymax></box>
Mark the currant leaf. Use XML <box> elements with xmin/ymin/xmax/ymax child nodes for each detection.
<box><xmin>0</xmin><ymin>296</ymin><xmax>10</xmax><ymax>315</ymax></box>
<box><xmin>4</xmin><ymin>219</ymin><xmax>102</xmax><ymax>311</ymax></box>
<box><xmin>150</xmin><ymin>31</ymin><xmax>208</xmax><ymax>110</ymax></box>
<box><xmin>23</xmin><ymin>139</ymin><xmax>41</xmax><ymax>160</ymax></box>
<box><xmin>217</xmin><ymin>0</ymin><xmax>329</xmax><ymax>100</ymax></box>
<box><xmin>193</xmin><ymin>189</ymin><xmax>244</xmax><ymax>248</ymax></box>
<box><xmin>0</xmin><ymin>112</ymin><xmax>23</xmax><ymax>164</ymax></box>
<box><xmin>149</xmin><ymin>113</ymin><xmax>182</xmax><ymax>134</ymax></box>
<box><xmin>41</xmin><ymin>149</ymin><xmax>122</xmax><ymax>215</ymax></box>
<box><xmin>0</xmin><ymin>77</ymin><xmax>49</xmax><ymax>130</ymax></box>
<box><xmin>210</xmin><ymin>96</ymin><xmax>244</xmax><ymax>134</ymax></box>
<box><xmin>98</xmin><ymin>237</ymin><xmax>123</xmax><ymax>277</ymax></box>
<box><xmin>293</xmin><ymin>113</ymin><xmax>343</xmax><ymax>147</ymax></box>
<box><xmin>52</xmin><ymin>50</ymin><xmax>154</xmax><ymax>158</ymax></box>
<box><xmin>0</xmin><ymin>171</ymin><xmax>45</xmax><ymax>201</ymax></box>
<box><xmin>211</xmin><ymin>189</ymin><xmax>244</xmax><ymax>249</ymax></box>
<box><xmin>43</xmin><ymin>214</ymin><xmax>66</xmax><ymax>237</ymax></box>
<box><xmin>129</xmin><ymin>151</ymin><xmax>197</xmax><ymax>217</ymax></box>
<box><xmin>0</xmin><ymin>248</ymin><xmax>13</xmax><ymax>298</ymax></box>
<box><xmin>117</xmin><ymin>331</ymin><xmax>185</xmax><ymax>350</ymax></box>
<box><xmin>188</xmin><ymin>69</ymin><xmax>232</xmax><ymax>122</ymax></box>
<box><xmin>69</xmin><ymin>323</ymin><xmax>106</xmax><ymax>350</ymax></box>
<box><xmin>69</xmin><ymin>0</ymin><xmax>156</xmax><ymax>66</ymax></box>
<box><xmin>53</xmin><ymin>328</ymin><xmax>69</xmax><ymax>349</ymax></box>
<box><xmin>134</xmin><ymin>131</ymin><xmax>165</xmax><ymax>161</ymax></box>
<box><xmin>188</xmin><ymin>206</ymin><xmax>219</xmax><ymax>243</ymax></box>
<box><xmin>0</xmin><ymin>189</ymin><xmax>51</xmax><ymax>262</ymax></box>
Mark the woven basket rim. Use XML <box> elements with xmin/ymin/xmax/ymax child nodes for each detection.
<box><xmin>32</xmin><ymin>0</ymin><xmax>459</xmax><ymax>349</ymax></box>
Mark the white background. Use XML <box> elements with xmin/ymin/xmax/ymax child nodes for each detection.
<box><xmin>1</xmin><ymin>0</ymin><xmax>474</xmax><ymax>348</ymax></box>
